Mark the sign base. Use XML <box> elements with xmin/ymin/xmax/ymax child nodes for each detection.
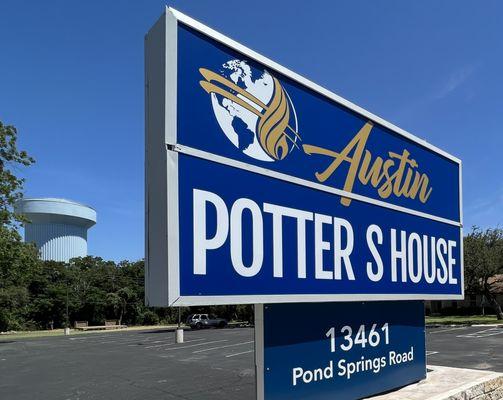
<box><xmin>255</xmin><ymin>301</ymin><xmax>426</xmax><ymax>400</ymax></box>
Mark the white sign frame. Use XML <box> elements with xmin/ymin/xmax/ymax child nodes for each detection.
<box><xmin>145</xmin><ymin>7</ymin><xmax>463</xmax><ymax>307</ymax></box>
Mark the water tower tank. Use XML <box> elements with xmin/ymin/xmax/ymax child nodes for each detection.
<box><xmin>15</xmin><ymin>198</ymin><xmax>97</xmax><ymax>262</ymax></box>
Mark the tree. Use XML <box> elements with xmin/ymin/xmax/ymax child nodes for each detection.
<box><xmin>0</xmin><ymin>225</ymin><xmax>40</xmax><ymax>330</ymax></box>
<box><xmin>0</xmin><ymin>121</ymin><xmax>35</xmax><ymax>228</ymax></box>
<box><xmin>0</xmin><ymin>120</ymin><xmax>38</xmax><ymax>331</ymax></box>
<box><xmin>68</xmin><ymin>257</ymin><xmax>115</xmax><ymax>325</ymax></box>
<box><xmin>28</xmin><ymin>260</ymin><xmax>71</xmax><ymax>329</ymax></box>
<box><xmin>107</xmin><ymin>287</ymin><xmax>135</xmax><ymax>325</ymax></box>
<box><xmin>464</xmin><ymin>227</ymin><xmax>503</xmax><ymax>319</ymax></box>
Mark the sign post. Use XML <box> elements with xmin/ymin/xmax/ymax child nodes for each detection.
<box><xmin>145</xmin><ymin>7</ymin><xmax>462</xmax><ymax>399</ymax></box>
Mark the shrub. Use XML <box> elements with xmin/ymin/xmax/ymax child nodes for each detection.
<box><xmin>142</xmin><ymin>310</ymin><xmax>159</xmax><ymax>325</ymax></box>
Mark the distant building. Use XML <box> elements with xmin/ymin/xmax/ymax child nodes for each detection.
<box><xmin>426</xmin><ymin>275</ymin><xmax>503</xmax><ymax>315</ymax></box>
<box><xmin>15</xmin><ymin>198</ymin><xmax>97</xmax><ymax>262</ymax></box>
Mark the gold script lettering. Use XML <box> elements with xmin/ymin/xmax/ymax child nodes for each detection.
<box><xmin>303</xmin><ymin>122</ymin><xmax>373</xmax><ymax>206</ymax></box>
<box><xmin>302</xmin><ymin>122</ymin><xmax>433</xmax><ymax>206</ymax></box>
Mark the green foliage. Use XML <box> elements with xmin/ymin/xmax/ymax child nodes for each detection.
<box><xmin>62</xmin><ymin>257</ymin><xmax>147</xmax><ymax>327</ymax></box>
<box><xmin>0</xmin><ymin>225</ymin><xmax>40</xmax><ymax>331</ymax></box>
<box><xmin>425</xmin><ymin>315</ymin><xmax>500</xmax><ymax>325</ymax></box>
<box><xmin>0</xmin><ymin>121</ymin><xmax>34</xmax><ymax>228</ymax></box>
<box><xmin>0</xmin><ymin>251</ymin><xmax>153</xmax><ymax>331</ymax></box>
<box><xmin>464</xmin><ymin>227</ymin><xmax>503</xmax><ymax>319</ymax></box>
<box><xmin>28</xmin><ymin>261</ymin><xmax>72</xmax><ymax>328</ymax></box>
<box><xmin>141</xmin><ymin>310</ymin><xmax>160</xmax><ymax>325</ymax></box>
<box><xmin>0</xmin><ymin>120</ymin><xmax>39</xmax><ymax>331</ymax></box>
<box><xmin>0</xmin><ymin>244</ymin><xmax>228</xmax><ymax>331</ymax></box>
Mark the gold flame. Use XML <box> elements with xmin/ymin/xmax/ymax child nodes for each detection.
<box><xmin>257</xmin><ymin>76</ymin><xmax>290</xmax><ymax>160</ymax></box>
<box><xmin>199</xmin><ymin>68</ymin><xmax>300</xmax><ymax>160</ymax></box>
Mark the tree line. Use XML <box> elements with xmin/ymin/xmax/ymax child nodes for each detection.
<box><xmin>0</xmin><ymin>236</ymin><xmax>253</xmax><ymax>331</ymax></box>
<box><xmin>0</xmin><ymin>121</ymin><xmax>502</xmax><ymax>331</ymax></box>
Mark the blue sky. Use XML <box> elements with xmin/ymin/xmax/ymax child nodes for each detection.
<box><xmin>1</xmin><ymin>1</ymin><xmax>501</xmax><ymax>261</ymax></box>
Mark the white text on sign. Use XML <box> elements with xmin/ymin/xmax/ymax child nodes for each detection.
<box><xmin>192</xmin><ymin>189</ymin><xmax>458</xmax><ymax>285</ymax></box>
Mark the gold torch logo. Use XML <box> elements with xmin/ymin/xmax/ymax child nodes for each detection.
<box><xmin>199</xmin><ymin>60</ymin><xmax>300</xmax><ymax>162</ymax></box>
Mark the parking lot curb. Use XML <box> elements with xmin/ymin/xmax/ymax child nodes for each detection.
<box><xmin>368</xmin><ymin>365</ymin><xmax>503</xmax><ymax>400</ymax></box>
<box><xmin>426</xmin><ymin>324</ymin><xmax>503</xmax><ymax>329</ymax></box>
<box><xmin>427</xmin><ymin>369</ymin><xmax>503</xmax><ymax>400</ymax></box>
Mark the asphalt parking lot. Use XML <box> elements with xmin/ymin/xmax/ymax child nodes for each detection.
<box><xmin>426</xmin><ymin>325</ymin><xmax>503</xmax><ymax>372</ymax></box>
<box><xmin>0</xmin><ymin>327</ymin><xmax>256</xmax><ymax>400</ymax></box>
<box><xmin>0</xmin><ymin>325</ymin><xmax>501</xmax><ymax>400</ymax></box>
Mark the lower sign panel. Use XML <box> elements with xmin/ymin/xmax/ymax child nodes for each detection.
<box><xmin>174</xmin><ymin>154</ymin><xmax>462</xmax><ymax>305</ymax></box>
<box><xmin>255</xmin><ymin>301</ymin><xmax>426</xmax><ymax>400</ymax></box>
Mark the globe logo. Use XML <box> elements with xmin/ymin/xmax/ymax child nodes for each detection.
<box><xmin>199</xmin><ymin>60</ymin><xmax>300</xmax><ymax>162</ymax></box>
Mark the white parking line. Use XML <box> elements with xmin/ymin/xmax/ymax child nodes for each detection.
<box><xmin>162</xmin><ymin>340</ymin><xmax>228</xmax><ymax>351</ymax></box>
<box><xmin>225</xmin><ymin>350</ymin><xmax>254</xmax><ymax>358</ymax></box>
<box><xmin>428</xmin><ymin>327</ymin><xmax>466</xmax><ymax>334</ymax></box>
<box><xmin>192</xmin><ymin>341</ymin><xmax>254</xmax><ymax>354</ymax></box>
<box><xmin>457</xmin><ymin>328</ymin><xmax>503</xmax><ymax>338</ymax></box>
<box><xmin>478</xmin><ymin>331</ymin><xmax>503</xmax><ymax>337</ymax></box>
<box><xmin>426</xmin><ymin>351</ymin><xmax>439</xmax><ymax>356</ymax></box>
<box><xmin>68</xmin><ymin>335</ymin><xmax>110</xmax><ymax>341</ymax></box>
<box><xmin>143</xmin><ymin>338</ymin><xmax>205</xmax><ymax>349</ymax></box>
<box><xmin>94</xmin><ymin>337</ymin><xmax>161</xmax><ymax>345</ymax></box>
<box><xmin>480</xmin><ymin>328</ymin><xmax>503</xmax><ymax>337</ymax></box>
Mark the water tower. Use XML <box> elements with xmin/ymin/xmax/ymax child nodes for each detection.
<box><xmin>15</xmin><ymin>198</ymin><xmax>97</xmax><ymax>262</ymax></box>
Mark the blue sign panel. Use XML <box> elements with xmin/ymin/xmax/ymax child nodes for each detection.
<box><xmin>179</xmin><ymin>154</ymin><xmax>462</xmax><ymax>300</ymax></box>
<box><xmin>259</xmin><ymin>301</ymin><xmax>425</xmax><ymax>400</ymax></box>
<box><xmin>144</xmin><ymin>8</ymin><xmax>463</xmax><ymax>306</ymax></box>
<box><xmin>176</xmin><ymin>24</ymin><xmax>461</xmax><ymax>223</ymax></box>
